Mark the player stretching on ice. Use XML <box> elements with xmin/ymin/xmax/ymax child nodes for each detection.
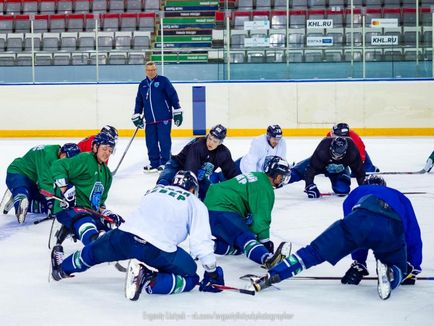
<box><xmin>2</xmin><ymin>143</ymin><xmax>80</xmax><ymax>223</ymax></box>
<box><xmin>327</xmin><ymin>123</ymin><xmax>379</xmax><ymax>173</ymax></box>
<box><xmin>50</xmin><ymin>171</ymin><xmax>225</xmax><ymax>300</ymax></box>
<box><xmin>252</xmin><ymin>176</ymin><xmax>421</xmax><ymax>300</ymax></box>
<box><xmin>341</xmin><ymin>175</ymin><xmax>422</xmax><ymax>286</ymax></box>
<box><xmin>237</xmin><ymin>125</ymin><xmax>287</xmax><ymax>174</ymax></box>
<box><xmin>289</xmin><ymin>136</ymin><xmax>365</xmax><ymax>198</ymax></box>
<box><xmin>157</xmin><ymin>124</ymin><xmax>239</xmax><ymax>200</ymax></box>
<box><xmin>204</xmin><ymin>156</ymin><xmax>292</xmax><ymax>269</ymax></box>
<box><xmin>49</xmin><ymin>133</ymin><xmax>123</xmax><ymax>253</ymax></box>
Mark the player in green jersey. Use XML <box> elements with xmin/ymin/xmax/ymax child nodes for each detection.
<box><xmin>204</xmin><ymin>156</ymin><xmax>292</xmax><ymax>269</ymax></box>
<box><xmin>50</xmin><ymin>133</ymin><xmax>124</xmax><ymax>254</ymax></box>
<box><xmin>3</xmin><ymin>143</ymin><xmax>80</xmax><ymax>224</ymax></box>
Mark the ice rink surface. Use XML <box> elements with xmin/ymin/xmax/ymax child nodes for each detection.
<box><xmin>0</xmin><ymin>136</ymin><xmax>433</xmax><ymax>326</ymax></box>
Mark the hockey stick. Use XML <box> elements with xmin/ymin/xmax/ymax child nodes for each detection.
<box><xmin>240</xmin><ymin>274</ymin><xmax>434</xmax><ymax>281</ymax></box>
<box><xmin>212</xmin><ymin>284</ymin><xmax>255</xmax><ymax>295</ymax></box>
<box><xmin>112</xmin><ymin>126</ymin><xmax>140</xmax><ymax>176</ymax></box>
<box><xmin>320</xmin><ymin>191</ymin><xmax>428</xmax><ymax>197</ymax></box>
<box><xmin>34</xmin><ymin>215</ymin><xmax>54</xmax><ymax>225</ymax></box>
<box><xmin>39</xmin><ymin>189</ymin><xmax>114</xmax><ymax>224</ymax></box>
<box><xmin>366</xmin><ymin>170</ymin><xmax>426</xmax><ymax>175</ymax></box>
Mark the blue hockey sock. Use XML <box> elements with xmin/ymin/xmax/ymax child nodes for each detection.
<box><xmin>144</xmin><ymin>273</ymin><xmax>199</xmax><ymax>295</ymax></box>
<box><xmin>243</xmin><ymin>239</ymin><xmax>271</xmax><ymax>265</ymax></box>
<box><xmin>214</xmin><ymin>239</ymin><xmax>241</xmax><ymax>255</ymax></box>
<box><xmin>269</xmin><ymin>254</ymin><xmax>304</xmax><ymax>281</ymax></box>
<box><xmin>62</xmin><ymin>250</ymin><xmax>92</xmax><ymax>274</ymax></box>
<box><xmin>295</xmin><ymin>245</ymin><xmax>325</xmax><ymax>269</ymax></box>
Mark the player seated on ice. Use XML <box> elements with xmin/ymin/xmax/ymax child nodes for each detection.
<box><xmin>157</xmin><ymin>124</ymin><xmax>240</xmax><ymax>200</ymax></box>
<box><xmin>289</xmin><ymin>136</ymin><xmax>365</xmax><ymax>198</ymax></box>
<box><xmin>204</xmin><ymin>155</ymin><xmax>292</xmax><ymax>269</ymax></box>
<box><xmin>252</xmin><ymin>176</ymin><xmax>421</xmax><ymax>300</ymax></box>
<box><xmin>341</xmin><ymin>175</ymin><xmax>422</xmax><ymax>286</ymax></box>
<box><xmin>77</xmin><ymin>125</ymin><xmax>118</xmax><ymax>153</ymax></box>
<box><xmin>2</xmin><ymin>143</ymin><xmax>80</xmax><ymax>224</ymax></box>
<box><xmin>423</xmin><ymin>151</ymin><xmax>434</xmax><ymax>173</ymax></box>
<box><xmin>237</xmin><ymin>125</ymin><xmax>287</xmax><ymax>174</ymax></box>
<box><xmin>327</xmin><ymin>123</ymin><xmax>379</xmax><ymax>173</ymax></box>
<box><xmin>50</xmin><ymin>133</ymin><xmax>123</xmax><ymax>249</ymax></box>
<box><xmin>50</xmin><ymin>170</ymin><xmax>225</xmax><ymax>300</ymax></box>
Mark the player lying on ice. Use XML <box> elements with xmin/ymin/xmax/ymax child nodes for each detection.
<box><xmin>50</xmin><ymin>170</ymin><xmax>225</xmax><ymax>300</ymax></box>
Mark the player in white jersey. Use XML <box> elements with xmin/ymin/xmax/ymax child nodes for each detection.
<box><xmin>50</xmin><ymin>171</ymin><xmax>225</xmax><ymax>300</ymax></box>
<box><xmin>239</xmin><ymin>125</ymin><xmax>287</xmax><ymax>174</ymax></box>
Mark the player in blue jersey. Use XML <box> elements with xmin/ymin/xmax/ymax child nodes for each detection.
<box><xmin>341</xmin><ymin>175</ymin><xmax>422</xmax><ymax>286</ymax></box>
<box><xmin>252</xmin><ymin>175</ymin><xmax>421</xmax><ymax>300</ymax></box>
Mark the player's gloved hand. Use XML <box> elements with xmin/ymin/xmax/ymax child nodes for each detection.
<box><xmin>197</xmin><ymin>162</ymin><xmax>214</xmax><ymax>181</ymax></box>
<box><xmin>131</xmin><ymin>113</ymin><xmax>144</xmax><ymax>129</ymax></box>
<box><xmin>401</xmin><ymin>262</ymin><xmax>421</xmax><ymax>285</ymax></box>
<box><xmin>60</xmin><ymin>184</ymin><xmax>76</xmax><ymax>209</ymax></box>
<box><xmin>260</xmin><ymin>239</ymin><xmax>274</xmax><ymax>254</ymax></box>
<box><xmin>341</xmin><ymin>261</ymin><xmax>369</xmax><ymax>285</ymax></box>
<box><xmin>173</xmin><ymin>109</ymin><xmax>183</xmax><ymax>127</ymax></box>
<box><xmin>199</xmin><ymin>266</ymin><xmax>224</xmax><ymax>293</ymax></box>
<box><xmin>101</xmin><ymin>209</ymin><xmax>125</xmax><ymax>228</ymax></box>
<box><xmin>305</xmin><ymin>184</ymin><xmax>320</xmax><ymax>198</ymax></box>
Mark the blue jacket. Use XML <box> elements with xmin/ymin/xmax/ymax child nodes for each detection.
<box><xmin>134</xmin><ymin>75</ymin><xmax>180</xmax><ymax>124</ymax></box>
<box><xmin>343</xmin><ymin>185</ymin><xmax>423</xmax><ymax>270</ymax></box>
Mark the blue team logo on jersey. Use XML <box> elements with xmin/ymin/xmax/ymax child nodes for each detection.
<box><xmin>89</xmin><ymin>182</ymin><xmax>105</xmax><ymax>210</ymax></box>
<box><xmin>154</xmin><ymin>82</ymin><xmax>160</xmax><ymax>88</ymax></box>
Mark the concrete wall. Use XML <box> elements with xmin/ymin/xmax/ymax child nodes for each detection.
<box><xmin>0</xmin><ymin>80</ymin><xmax>433</xmax><ymax>137</ymax></box>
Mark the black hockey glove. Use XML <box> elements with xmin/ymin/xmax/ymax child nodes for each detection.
<box><xmin>341</xmin><ymin>261</ymin><xmax>369</xmax><ymax>285</ymax></box>
<box><xmin>401</xmin><ymin>262</ymin><xmax>421</xmax><ymax>285</ymax></box>
<box><xmin>101</xmin><ymin>209</ymin><xmax>125</xmax><ymax>228</ymax></box>
<box><xmin>60</xmin><ymin>184</ymin><xmax>76</xmax><ymax>209</ymax></box>
<box><xmin>199</xmin><ymin>266</ymin><xmax>224</xmax><ymax>293</ymax></box>
<box><xmin>305</xmin><ymin>184</ymin><xmax>320</xmax><ymax>198</ymax></box>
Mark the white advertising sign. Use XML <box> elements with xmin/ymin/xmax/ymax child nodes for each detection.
<box><xmin>306</xmin><ymin>19</ymin><xmax>333</xmax><ymax>29</ymax></box>
<box><xmin>371</xmin><ymin>18</ymin><xmax>398</xmax><ymax>28</ymax></box>
<box><xmin>244</xmin><ymin>20</ymin><xmax>270</xmax><ymax>30</ymax></box>
<box><xmin>371</xmin><ymin>35</ymin><xmax>399</xmax><ymax>45</ymax></box>
<box><xmin>244</xmin><ymin>36</ymin><xmax>270</xmax><ymax>47</ymax></box>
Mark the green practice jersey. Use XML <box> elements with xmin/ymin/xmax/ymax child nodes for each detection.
<box><xmin>50</xmin><ymin>152</ymin><xmax>112</xmax><ymax>214</ymax></box>
<box><xmin>204</xmin><ymin>172</ymin><xmax>274</xmax><ymax>240</ymax></box>
<box><xmin>7</xmin><ymin>144</ymin><xmax>60</xmax><ymax>192</ymax></box>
